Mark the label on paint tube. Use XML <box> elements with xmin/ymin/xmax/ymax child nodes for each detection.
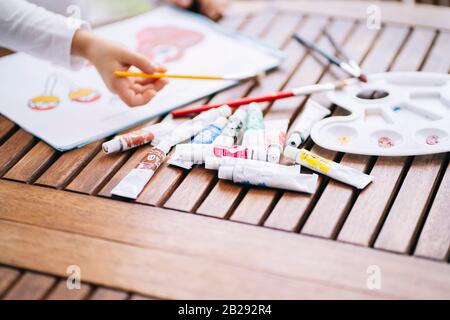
<box><xmin>213</xmin><ymin>145</ymin><xmax>250</xmax><ymax>159</ymax></box>
<box><xmin>264</xmin><ymin>119</ymin><xmax>288</xmax><ymax>163</ymax></box>
<box><xmin>218</xmin><ymin>164</ymin><xmax>317</xmax><ymax>194</ymax></box>
<box><xmin>102</xmin><ymin>121</ymin><xmax>175</xmax><ymax>154</ymax></box>
<box><xmin>214</xmin><ymin>109</ymin><xmax>247</xmax><ymax>147</ymax></box>
<box><xmin>192</xmin><ymin>117</ymin><xmax>227</xmax><ymax>144</ymax></box>
<box><xmin>168</xmin><ymin>117</ymin><xmax>228</xmax><ymax>169</ymax></box>
<box><xmin>242</xmin><ymin>103</ymin><xmax>265</xmax><ymax>148</ymax></box>
<box><xmin>283</xmin><ymin>146</ymin><xmax>373</xmax><ymax>189</ymax></box>
<box><xmin>167</xmin><ymin>105</ymin><xmax>231</xmax><ymax>146</ymax></box>
<box><xmin>205</xmin><ymin>156</ymin><xmax>293</xmax><ymax>171</ymax></box>
<box><xmin>111</xmin><ymin>143</ymin><xmax>169</xmax><ymax>199</ymax></box>
<box><xmin>175</xmin><ymin>144</ymin><xmax>267</xmax><ymax>164</ymax></box>
<box><xmin>287</xmin><ymin>99</ymin><xmax>330</xmax><ymax>147</ymax></box>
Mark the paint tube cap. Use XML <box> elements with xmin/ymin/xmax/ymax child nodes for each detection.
<box><xmin>287</xmin><ymin>133</ymin><xmax>303</xmax><ymax>148</ymax></box>
<box><xmin>156</xmin><ymin>140</ymin><xmax>172</xmax><ymax>154</ymax></box>
<box><xmin>218</xmin><ymin>166</ymin><xmax>234</xmax><ymax>180</ymax></box>
<box><xmin>232</xmin><ymin>108</ymin><xmax>247</xmax><ymax>122</ymax></box>
<box><xmin>102</xmin><ymin>138</ymin><xmax>121</xmax><ymax>154</ymax></box>
<box><xmin>248</xmin><ymin>102</ymin><xmax>262</xmax><ymax>111</ymax></box>
<box><xmin>150</xmin><ymin>121</ymin><xmax>177</xmax><ymax>138</ymax></box>
<box><xmin>283</xmin><ymin>145</ymin><xmax>300</xmax><ymax>161</ymax></box>
<box><xmin>205</xmin><ymin>157</ymin><xmax>221</xmax><ymax>170</ymax></box>
<box><xmin>213</xmin><ymin>116</ymin><xmax>229</xmax><ymax>129</ymax></box>
<box><xmin>218</xmin><ymin>105</ymin><xmax>232</xmax><ymax>117</ymax></box>
<box><xmin>267</xmin><ymin>146</ymin><xmax>281</xmax><ymax>163</ymax></box>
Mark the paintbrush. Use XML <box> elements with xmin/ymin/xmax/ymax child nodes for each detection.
<box><xmin>322</xmin><ymin>29</ymin><xmax>367</xmax><ymax>83</ymax></box>
<box><xmin>171</xmin><ymin>79</ymin><xmax>350</xmax><ymax>117</ymax></box>
<box><xmin>114</xmin><ymin>71</ymin><xmax>266</xmax><ymax>82</ymax></box>
<box><xmin>292</xmin><ymin>34</ymin><xmax>367</xmax><ymax>83</ymax></box>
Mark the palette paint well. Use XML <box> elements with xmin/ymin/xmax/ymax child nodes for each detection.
<box><xmin>311</xmin><ymin>72</ymin><xmax>450</xmax><ymax>156</ymax></box>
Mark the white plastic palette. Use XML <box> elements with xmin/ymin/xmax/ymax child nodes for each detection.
<box><xmin>311</xmin><ymin>72</ymin><xmax>450</xmax><ymax>156</ymax></box>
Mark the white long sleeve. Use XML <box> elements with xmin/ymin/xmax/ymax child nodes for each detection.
<box><xmin>0</xmin><ymin>0</ymin><xmax>90</xmax><ymax>69</ymax></box>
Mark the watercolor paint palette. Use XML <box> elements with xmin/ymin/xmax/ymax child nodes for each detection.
<box><xmin>311</xmin><ymin>72</ymin><xmax>450</xmax><ymax>156</ymax></box>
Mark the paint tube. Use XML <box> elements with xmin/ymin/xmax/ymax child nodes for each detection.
<box><xmin>287</xmin><ymin>99</ymin><xmax>330</xmax><ymax>147</ymax></box>
<box><xmin>111</xmin><ymin>141</ymin><xmax>171</xmax><ymax>199</ymax></box>
<box><xmin>175</xmin><ymin>144</ymin><xmax>267</xmax><ymax>164</ymax></box>
<box><xmin>102</xmin><ymin>121</ymin><xmax>176</xmax><ymax>154</ymax></box>
<box><xmin>167</xmin><ymin>105</ymin><xmax>231</xmax><ymax>146</ymax></box>
<box><xmin>264</xmin><ymin>119</ymin><xmax>288</xmax><ymax>163</ymax></box>
<box><xmin>218</xmin><ymin>164</ymin><xmax>317</xmax><ymax>194</ymax></box>
<box><xmin>283</xmin><ymin>146</ymin><xmax>373</xmax><ymax>189</ymax></box>
<box><xmin>205</xmin><ymin>156</ymin><xmax>298</xmax><ymax>171</ymax></box>
<box><xmin>213</xmin><ymin>109</ymin><xmax>247</xmax><ymax>147</ymax></box>
<box><xmin>168</xmin><ymin>117</ymin><xmax>228</xmax><ymax>169</ymax></box>
<box><xmin>242</xmin><ymin>103</ymin><xmax>265</xmax><ymax>148</ymax></box>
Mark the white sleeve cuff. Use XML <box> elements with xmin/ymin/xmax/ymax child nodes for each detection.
<box><xmin>52</xmin><ymin>16</ymin><xmax>91</xmax><ymax>70</ymax></box>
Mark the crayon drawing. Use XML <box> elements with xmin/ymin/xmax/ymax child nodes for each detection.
<box><xmin>0</xmin><ymin>7</ymin><xmax>282</xmax><ymax>150</ymax></box>
<box><xmin>137</xmin><ymin>26</ymin><xmax>204</xmax><ymax>64</ymax></box>
<box><xmin>28</xmin><ymin>74</ymin><xmax>101</xmax><ymax>111</ymax></box>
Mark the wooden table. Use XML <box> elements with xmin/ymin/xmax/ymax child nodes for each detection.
<box><xmin>1</xmin><ymin>1</ymin><xmax>449</xmax><ymax>299</ymax></box>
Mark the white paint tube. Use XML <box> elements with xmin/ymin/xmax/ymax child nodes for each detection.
<box><xmin>102</xmin><ymin>121</ymin><xmax>176</xmax><ymax>154</ymax></box>
<box><xmin>213</xmin><ymin>109</ymin><xmax>247</xmax><ymax>147</ymax></box>
<box><xmin>286</xmin><ymin>99</ymin><xmax>330</xmax><ymax>147</ymax></box>
<box><xmin>218</xmin><ymin>164</ymin><xmax>318</xmax><ymax>194</ymax></box>
<box><xmin>166</xmin><ymin>105</ymin><xmax>231</xmax><ymax>147</ymax></box>
<box><xmin>111</xmin><ymin>141</ymin><xmax>171</xmax><ymax>199</ymax></box>
<box><xmin>168</xmin><ymin>117</ymin><xmax>228</xmax><ymax>169</ymax></box>
<box><xmin>283</xmin><ymin>146</ymin><xmax>373</xmax><ymax>189</ymax></box>
<box><xmin>205</xmin><ymin>156</ymin><xmax>299</xmax><ymax>171</ymax></box>
<box><xmin>242</xmin><ymin>103</ymin><xmax>265</xmax><ymax>149</ymax></box>
<box><xmin>175</xmin><ymin>144</ymin><xmax>267</xmax><ymax>164</ymax></box>
<box><xmin>264</xmin><ymin>119</ymin><xmax>289</xmax><ymax>163</ymax></box>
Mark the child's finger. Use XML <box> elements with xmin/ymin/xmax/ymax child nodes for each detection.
<box><xmin>172</xmin><ymin>0</ymin><xmax>192</xmax><ymax>8</ymax></box>
<box><xmin>121</xmin><ymin>50</ymin><xmax>157</xmax><ymax>74</ymax></box>
<box><xmin>136</xmin><ymin>77</ymin><xmax>168</xmax><ymax>90</ymax></box>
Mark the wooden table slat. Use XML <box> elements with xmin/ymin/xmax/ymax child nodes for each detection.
<box><xmin>89</xmin><ymin>287</ymin><xmax>129</xmax><ymax>300</ymax></box>
<box><xmin>336</xmin><ymin>26</ymin><xmax>433</xmax><ymax>247</ymax></box>
<box><xmin>4</xmin><ymin>142</ymin><xmax>58</xmax><ymax>183</ymax></box>
<box><xmin>0</xmin><ymin>130</ymin><xmax>36</xmax><ymax>177</ymax></box>
<box><xmin>1</xmin><ymin>180</ymin><xmax>450</xmax><ymax>299</ymax></box>
<box><xmin>3</xmin><ymin>272</ymin><xmax>56</xmax><ymax>300</ymax></box>
<box><xmin>0</xmin><ymin>116</ymin><xmax>16</xmax><ymax>144</ymax></box>
<box><xmin>0</xmin><ymin>265</ymin><xmax>21</xmax><ymax>297</ymax></box>
<box><xmin>46</xmin><ymin>279</ymin><xmax>92</xmax><ymax>300</ymax></box>
<box><xmin>374</xmin><ymin>155</ymin><xmax>445</xmax><ymax>253</ymax></box>
<box><xmin>414</xmin><ymin>158</ymin><xmax>450</xmax><ymax>260</ymax></box>
<box><xmin>35</xmin><ymin>141</ymin><xmax>103</xmax><ymax>189</ymax></box>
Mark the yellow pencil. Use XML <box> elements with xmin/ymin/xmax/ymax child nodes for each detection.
<box><xmin>113</xmin><ymin>70</ymin><xmax>264</xmax><ymax>81</ymax></box>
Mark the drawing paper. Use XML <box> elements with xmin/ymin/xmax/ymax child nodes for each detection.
<box><xmin>0</xmin><ymin>6</ymin><xmax>282</xmax><ymax>151</ymax></box>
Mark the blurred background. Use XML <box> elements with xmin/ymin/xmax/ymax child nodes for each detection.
<box><xmin>37</xmin><ymin>0</ymin><xmax>449</xmax><ymax>27</ymax></box>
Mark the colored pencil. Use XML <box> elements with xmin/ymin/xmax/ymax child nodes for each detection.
<box><xmin>114</xmin><ymin>71</ymin><xmax>263</xmax><ymax>81</ymax></box>
<box><xmin>171</xmin><ymin>79</ymin><xmax>350</xmax><ymax>117</ymax></box>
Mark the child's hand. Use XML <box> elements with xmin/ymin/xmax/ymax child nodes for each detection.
<box><xmin>171</xmin><ymin>0</ymin><xmax>229</xmax><ymax>21</ymax></box>
<box><xmin>72</xmin><ymin>30</ymin><xmax>168</xmax><ymax>107</ymax></box>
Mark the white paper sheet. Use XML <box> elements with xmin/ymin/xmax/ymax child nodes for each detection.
<box><xmin>0</xmin><ymin>6</ymin><xmax>282</xmax><ymax>151</ymax></box>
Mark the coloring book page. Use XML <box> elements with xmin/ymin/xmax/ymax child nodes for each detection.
<box><xmin>0</xmin><ymin>6</ymin><xmax>282</xmax><ymax>151</ymax></box>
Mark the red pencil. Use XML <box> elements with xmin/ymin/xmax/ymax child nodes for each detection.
<box><xmin>171</xmin><ymin>80</ymin><xmax>349</xmax><ymax>117</ymax></box>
